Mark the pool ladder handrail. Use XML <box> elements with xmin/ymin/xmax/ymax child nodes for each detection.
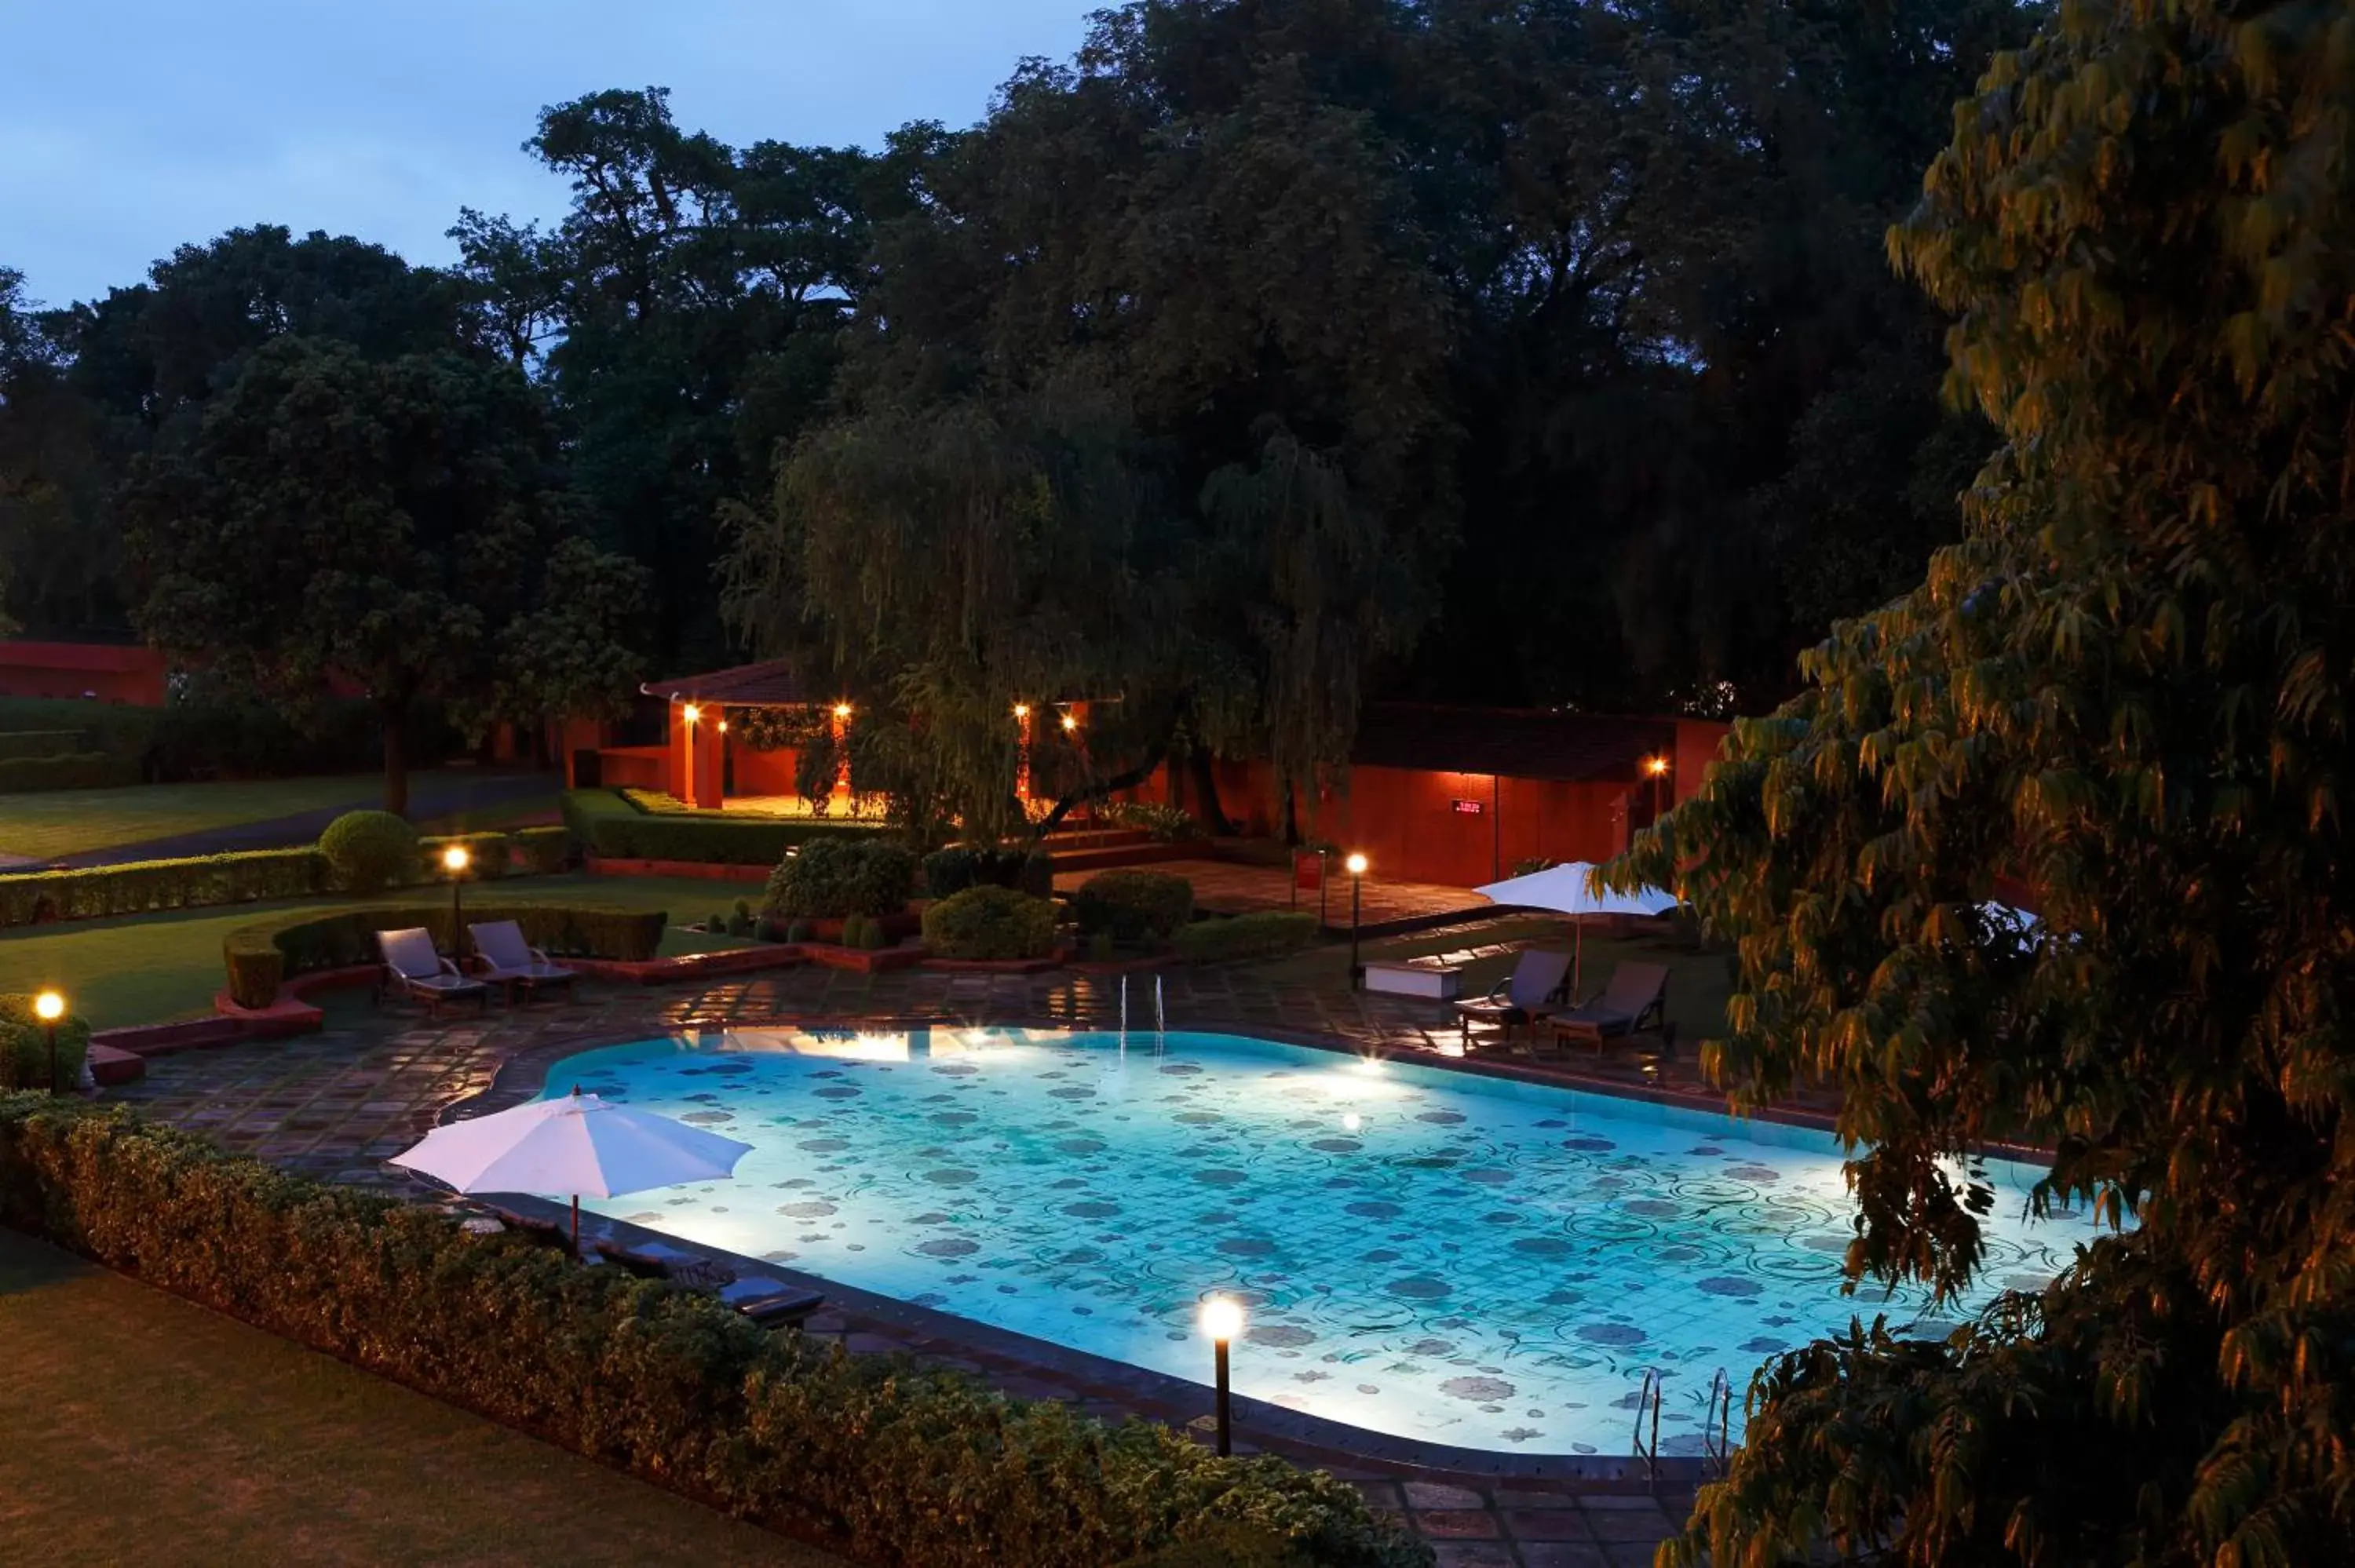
<box><xmin>1631</xmin><ymin>1368</ymin><xmax>1663</xmax><ymax>1488</ymax></box>
<box><xmin>1702</xmin><ymin>1368</ymin><xmax>1733</xmax><ymax>1478</ymax></box>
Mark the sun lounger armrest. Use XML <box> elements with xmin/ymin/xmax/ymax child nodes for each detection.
<box><xmin>529</xmin><ymin>945</ymin><xmax>555</xmax><ymax>967</ymax></box>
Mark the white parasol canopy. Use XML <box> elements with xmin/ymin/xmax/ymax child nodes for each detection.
<box><xmin>392</xmin><ymin>1089</ymin><xmax>753</xmax><ymax>1253</ymax></box>
<box><xmin>1476</xmin><ymin>861</ymin><xmax>1681</xmax><ymax>998</ymax></box>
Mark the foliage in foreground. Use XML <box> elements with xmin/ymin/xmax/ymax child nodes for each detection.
<box><xmin>1613</xmin><ymin>5</ymin><xmax>2355</xmax><ymax>1563</ymax></box>
<box><xmin>921</xmin><ymin>885</ymin><xmax>1061</xmax><ymax>961</ymax></box>
<box><xmin>0</xmin><ymin>1096</ymin><xmax>1427</xmax><ymax>1568</ymax></box>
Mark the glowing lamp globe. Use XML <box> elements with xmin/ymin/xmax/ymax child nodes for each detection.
<box><xmin>1061</xmin><ymin>713</ymin><xmax>1078</xmax><ymax>731</ymax></box>
<box><xmin>34</xmin><ymin>990</ymin><xmax>65</xmax><ymax>1023</ymax></box>
<box><xmin>833</xmin><ymin>702</ymin><xmax>853</xmax><ymax>720</ymax></box>
<box><xmin>1198</xmin><ymin>1295</ymin><xmax>1244</xmax><ymax>1343</ymax></box>
<box><xmin>681</xmin><ymin>703</ymin><xmax>702</xmax><ymax>724</ymax></box>
<box><xmin>1345</xmin><ymin>853</ymin><xmax>1368</xmax><ymax>877</ymax></box>
<box><xmin>442</xmin><ymin>845</ymin><xmax>471</xmax><ymax>874</ymax></box>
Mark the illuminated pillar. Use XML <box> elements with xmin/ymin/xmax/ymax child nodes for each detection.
<box><xmin>1013</xmin><ymin>703</ymin><xmax>1034</xmax><ymax>804</ymax></box>
<box><xmin>831</xmin><ymin>702</ymin><xmax>853</xmax><ymax>804</ymax></box>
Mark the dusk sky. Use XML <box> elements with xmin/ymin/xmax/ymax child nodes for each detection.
<box><xmin>3</xmin><ymin>0</ymin><xmax>1096</xmax><ymax>308</ymax></box>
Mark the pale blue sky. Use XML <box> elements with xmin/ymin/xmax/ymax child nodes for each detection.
<box><xmin>2</xmin><ymin>0</ymin><xmax>1096</xmax><ymax>307</ymax></box>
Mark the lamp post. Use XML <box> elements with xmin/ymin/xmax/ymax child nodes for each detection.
<box><xmin>442</xmin><ymin>844</ymin><xmax>471</xmax><ymax>947</ymax></box>
<box><xmin>1199</xmin><ymin>1294</ymin><xmax>1244</xmax><ymax>1456</ymax></box>
<box><xmin>1345</xmin><ymin>853</ymin><xmax>1368</xmax><ymax>989</ymax></box>
<box><xmin>34</xmin><ymin>989</ymin><xmax>64</xmax><ymax>1094</ymax></box>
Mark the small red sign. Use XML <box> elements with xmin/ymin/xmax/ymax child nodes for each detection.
<box><xmin>1451</xmin><ymin>798</ymin><xmax>1484</xmax><ymax>815</ymax></box>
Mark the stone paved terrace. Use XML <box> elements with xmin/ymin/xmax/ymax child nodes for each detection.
<box><xmin>109</xmin><ymin>935</ymin><xmax>1776</xmax><ymax>1564</ymax></box>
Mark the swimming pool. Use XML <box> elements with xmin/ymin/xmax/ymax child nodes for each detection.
<box><xmin>543</xmin><ymin>1026</ymin><xmax>2103</xmax><ymax>1456</ymax></box>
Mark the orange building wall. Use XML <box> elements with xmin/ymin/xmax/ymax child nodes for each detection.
<box><xmin>728</xmin><ymin>745</ymin><xmax>802</xmax><ymax>797</ymax></box>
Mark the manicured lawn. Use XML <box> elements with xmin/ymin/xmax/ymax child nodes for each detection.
<box><xmin>0</xmin><ymin>1228</ymin><xmax>840</xmax><ymax>1568</ymax></box>
<box><xmin>0</xmin><ymin>775</ymin><xmax>383</xmax><ymax>860</ymax></box>
<box><xmin>414</xmin><ymin>791</ymin><xmax>567</xmax><ymax>835</ymax></box>
<box><xmin>0</xmin><ymin>874</ymin><xmax>758</xmax><ymax>1030</ymax></box>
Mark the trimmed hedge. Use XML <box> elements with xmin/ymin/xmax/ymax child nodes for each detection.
<box><xmin>923</xmin><ymin>886</ymin><xmax>1060</xmax><ymax>961</ymax></box>
<box><xmin>764</xmin><ymin>837</ymin><xmax>919</xmax><ymax>920</ymax></box>
<box><xmin>1173</xmin><ymin>912</ymin><xmax>1320</xmax><ymax>963</ymax></box>
<box><xmin>922</xmin><ymin>843</ymin><xmax>1056</xmax><ymax>899</ymax></box>
<box><xmin>418</xmin><ymin>830</ymin><xmax>511</xmax><ymax>881</ymax></box>
<box><xmin>0</xmin><ymin>996</ymin><xmax>89</xmax><ymax>1091</ymax></box>
<box><xmin>562</xmin><ymin>789</ymin><xmax>882</xmax><ymax>866</ymax></box>
<box><xmin>0</xmin><ymin>728</ymin><xmax>90</xmax><ymax>762</ymax></box>
<box><xmin>514</xmin><ymin>824</ymin><xmax>574</xmax><ymax>875</ymax></box>
<box><xmin>223</xmin><ymin>902</ymin><xmax>669</xmax><ymax>1008</ymax></box>
<box><xmin>1074</xmin><ymin>870</ymin><xmax>1197</xmax><ymax>944</ymax></box>
<box><xmin>0</xmin><ymin>751</ymin><xmax>138</xmax><ymax>793</ymax></box>
<box><xmin>0</xmin><ymin>1097</ymin><xmax>1426</xmax><ymax>1568</ymax></box>
<box><xmin>0</xmin><ymin>848</ymin><xmax>330</xmax><ymax>928</ymax></box>
<box><xmin>319</xmin><ymin>810</ymin><xmax>418</xmax><ymax>892</ymax></box>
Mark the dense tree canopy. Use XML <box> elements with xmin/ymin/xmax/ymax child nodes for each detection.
<box><xmin>120</xmin><ymin>338</ymin><xmax>648</xmax><ymax>813</ymax></box>
<box><xmin>1616</xmin><ymin>2</ymin><xmax>2355</xmax><ymax>1560</ymax></box>
<box><xmin>4</xmin><ymin>1</ymin><xmax>2039</xmax><ymax>753</ymax></box>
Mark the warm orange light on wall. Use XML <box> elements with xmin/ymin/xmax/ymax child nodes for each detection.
<box><xmin>1645</xmin><ymin>755</ymin><xmax>1669</xmax><ymax>777</ymax></box>
<box><xmin>681</xmin><ymin>703</ymin><xmax>702</xmax><ymax>725</ymax></box>
<box><xmin>717</xmin><ymin>720</ymin><xmax>728</xmax><ymax>734</ymax></box>
<box><xmin>1061</xmin><ymin>713</ymin><xmax>1079</xmax><ymax>731</ymax></box>
<box><xmin>1013</xmin><ymin>703</ymin><xmax>1031</xmax><ymax>720</ymax></box>
<box><xmin>833</xmin><ymin>702</ymin><xmax>853</xmax><ymax>720</ymax></box>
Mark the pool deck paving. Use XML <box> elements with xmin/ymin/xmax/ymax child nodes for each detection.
<box><xmin>108</xmin><ymin>939</ymin><xmax>1779</xmax><ymax>1563</ymax></box>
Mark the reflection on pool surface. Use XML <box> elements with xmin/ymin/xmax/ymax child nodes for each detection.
<box><xmin>545</xmin><ymin>1027</ymin><xmax>2103</xmax><ymax>1455</ymax></box>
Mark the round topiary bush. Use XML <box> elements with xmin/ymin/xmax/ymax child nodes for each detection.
<box><xmin>922</xmin><ymin>886</ymin><xmax>1060</xmax><ymax>961</ymax></box>
<box><xmin>318</xmin><ymin>810</ymin><xmax>419</xmax><ymax>893</ymax></box>
<box><xmin>764</xmin><ymin>837</ymin><xmax>919</xmax><ymax>919</ymax></box>
<box><xmin>1072</xmin><ymin>870</ymin><xmax>1195</xmax><ymax>945</ymax></box>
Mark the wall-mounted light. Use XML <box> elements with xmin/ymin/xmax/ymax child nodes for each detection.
<box><xmin>1645</xmin><ymin>755</ymin><xmax>1669</xmax><ymax>777</ymax></box>
<box><xmin>1013</xmin><ymin>703</ymin><xmax>1031</xmax><ymax>720</ymax></box>
<box><xmin>1061</xmin><ymin>713</ymin><xmax>1079</xmax><ymax>732</ymax></box>
<box><xmin>681</xmin><ymin>703</ymin><xmax>702</xmax><ymax>725</ymax></box>
<box><xmin>833</xmin><ymin>702</ymin><xmax>853</xmax><ymax>720</ymax></box>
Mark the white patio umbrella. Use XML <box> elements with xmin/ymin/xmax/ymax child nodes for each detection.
<box><xmin>1475</xmin><ymin>860</ymin><xmax>1681</xmax><ymax>998</ymax></box>
<box><xmin>391</xmin><ymin>1089</ymin><xmax>754</xmax><ymax>1255</ymax></box>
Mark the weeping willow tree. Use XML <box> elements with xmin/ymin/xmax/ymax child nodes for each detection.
<box><xmin>722</xmin><ymin>385</ymin><xmax>1216</xmax><ymax>840</ymax></box>
<box><xmin>1615</xmin><ymin>5</ymin><xmax>2355</xmax><ymax>1563</ymax></box>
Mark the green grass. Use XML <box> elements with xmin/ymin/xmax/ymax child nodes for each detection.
<box><xmin>0</xmin><ymin>1228</ymin><xmax>841</xmax><ymax>1568</ymax></box>
<box><xmin>0</xmin><ymin>775</ymin><xmax>386</xmax><ymax>860</ymax></box>
<box><xmin>414</xmin><ymin>791</ymin><xmax>567</xmax><ymax>836</ymax></box>
<box><xmin>0</xmin><ymin>874</ymin><xmax>758</xmax><ymax>1030</ymax></box>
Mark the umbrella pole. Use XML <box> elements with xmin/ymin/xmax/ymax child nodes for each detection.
<box><xmin>571</xmin><ymin>1194</ymin><xmax>580</xmax><ymax>1260</ymax></box>
<box><xmin>1573</xmin><ymin>917</ymin><xmax>1585</xmax><ymax>1002</ymax></box>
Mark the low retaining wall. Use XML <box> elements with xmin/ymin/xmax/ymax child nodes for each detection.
<box><xmin>582</xmin><ymin>855</ymin><xmax>769</xmax><ymax>882</ymax></box>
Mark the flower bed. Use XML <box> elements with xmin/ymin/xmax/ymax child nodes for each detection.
<box><xmin>0</xmin><ymin>1097</ymin><xmax>1427</xmax><ymax>1568</ymax></box>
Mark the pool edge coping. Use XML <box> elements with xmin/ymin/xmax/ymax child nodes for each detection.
<box><xmin>429</xmin><ymin>1007</ymin><xmax>2058</xmax><ymax>1487</ymax></box>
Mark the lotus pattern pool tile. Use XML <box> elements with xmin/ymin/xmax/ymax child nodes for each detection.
<box><xmin>548</xmin><ymin>1028</ymin><xmax>2105</xmax><ymax>1455</ymax></box>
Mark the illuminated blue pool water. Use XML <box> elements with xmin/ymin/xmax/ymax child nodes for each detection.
<box><xmin>544</xmin><ymin>1027</ymin><xmax>2103</xmax><ymax>1454</ymax></box>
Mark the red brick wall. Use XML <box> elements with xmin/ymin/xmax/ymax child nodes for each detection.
<box><xmin>0</xmin><ymin>640</ymin><xmax>167</xmax><ymax>705</ymax></box>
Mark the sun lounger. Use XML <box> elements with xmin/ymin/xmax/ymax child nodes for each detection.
<box><xmin>468</xmin><ymin>919</ymin><xmax>579</xmax><ymax>1003</ymax></box>
<box><xmin>1539</xmin><ymin>961</ymin><xmax>1670</xmax><ymax>1052</ymax></box>
<box><xmin>735</xmin><ymin>1287</ymin><xmax>827</xmax><ymax>1327</ymax></box>
<box><xmin>375</xmin><ymin>928</ymin><xmax>491</xmax><ymax>1017</ymax></box>
<box><xmin>1451</xmin><ymin>949</ymin><xmax>1572</xmax><ymax>1049</ymax></box>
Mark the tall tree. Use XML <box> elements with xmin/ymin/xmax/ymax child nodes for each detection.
<box><xmin>462</xmin><ymin>88</ymin><xmax>873</xmax><ymax>665</ymax></box>
<box><xmin>121</xmin><ymin>338</ymin><xmax>648</xmax><ymax>813</ymax></box>
<box><xmin>1619</xmin><ymin>2</ymin><xmax>2355</xmax><ymax>1561</ymax></box>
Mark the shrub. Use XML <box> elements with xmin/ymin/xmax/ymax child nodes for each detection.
<box><xmin>784</xmin><ymin>919</ymin><xmax>813</xmax><ymax>943</ymax></box>
<box><xmin>0</xmin><ymin>1097</ymin><xmax>1428</xmax><ymax>1568</ymax></box>
<box><xmin>0</xmin><ymin>751</ymin><xmax>139</xmax><ymax>792</ymax></box>
<box><xmin>1087</xmin><ymin>931</ymin><xmax>1116</xmax><ymax>962</ymax></box>
<box><xmin>562</xmin><ymin>789</ymin><xmax>879</xmax><ymax>866</ymax></box>
<box><xmin>0</xmin><ymin>996</ymin><xmax>89</xmax><ymax>1092</ymax></box>
<box><xmin>923</xmin><ymin>887</ymin><xmax>1059</xmax><ymax>961</ymax></box>
<box><xmin>319</xmin><ymin>810</ymin><xmax>419</xmax><ymax>892</ymax></box>
<box><xmin>513</xmin><ymin>825</ymin><xmax>574</xmax><ymax>876</ymax></box>
<box><xmin>728</xmin><ymin>899</ymin><xmax>755</xmax><ymax>937</ymax></box>
<box><xmin>764</xmin><ymin>837</ymin><xmax>918</xmax><ymax>920</ymax></box>
<box><xmin>923</xmin><ymin>844</ymin><xmax>1057</xmax><ymax>899</ymax></box>
<box><xmin>0</xmin><ymin>848</ymin><xmax>328</xmax><ymax>929</ymax></box>
<box><xmin>0</xmin><ymin>728</ymin><xmax>91</xmax><ymax>763</ymax></box>
<box><xmin>1173</xmin><ymin>912</ymin><xmax>1320</xmax><ymax>964</ymax></box>
<box><xmin>418</xmin><ymin>831</ymin><xmax>510</xmax><ymax>881</ymax></box>
<box><xmin>1072</xmin><ymin>870</ymin><xmax>1196</xmax><ymax>944</ymax></box>
<box><xmin>222</xmin><ymin>903</ymin><xmax>668</xmax><ymax>1008</ymax></box>
<box><xmin>1101</xmin><ymin>800</ymin><xmax>1201</xmax><ymax>843</ymax></box>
